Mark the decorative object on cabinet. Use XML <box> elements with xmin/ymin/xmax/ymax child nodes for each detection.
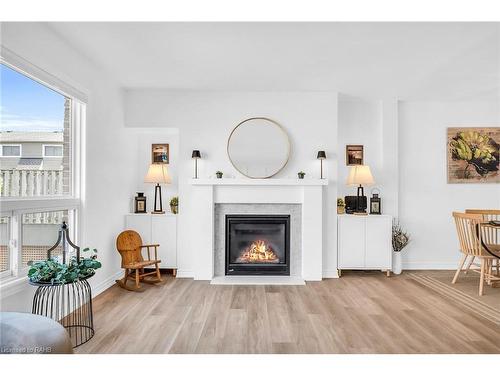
<box><xmin>28</xmin><ymin>222</ymin><xmax>98</xmax><ymax>348</ymax></box>
<box><xmin>392</xmin><ymin>220</ymin><xmax>410</xmax><ymax>275</ymax></box>
<box><xmin>346</xmin><ymin>165</ymin><xmax>374</xmax><ymax>214</ymax></box>
<box><xmin>151</xmin><ymin>143</ymin><xmax>169</xmax><ymax>164</ymax></box>
<box><xmin>337</xmin><ymin>198</ymin><xmax>345</xmax><ymax>214</ymax></box>
<box><xmin>192</xmin><ymin>150</ymin><xmax>201</xmax><ymax>179</ymax></box>
<box><xmin>346</xmin><ymin>145</ymin><xmax>364</xmax><ymax>166</ymax></box>
<box><xmin>317</xmin><ymin>151</ymin><xmax>326</xmax><ymax>179</ymax></box>
<box><xmin>216</xmin><ymin>171</ymin><xmax>223</xmax><ymax>179</ymax></box>
<box><xmin>115</xmin><ymin>230</ymin><xmax>162</xmax><ymax>291</ymax></box>
<box><xmin>134</xmin><ymin>192</ymin><xmax>147</xmax><ymax>213</ymax></box>
<box><xmin>297</xmin><ymin>171</ymin><xmax>305</xmax><ymax>179</ymax></box>
<box><xmin>125</xmin><ymin>213</ymin><xmax>177</xmax><ymax>276</ymax></box>
<box><xmin>345</xmin><ymin>195</ymin><xmax>366</xmax><ymax>214</ymax></box>
<box><xmin>447</xmin><ymin>127</ymin><xmax>499</xmax><ymax>184</ymax></box>
<box><xmin>370</xmin><ymin>188</ymin><xmax>382</xmax><ymax>215</ymax></box>
<box><xmin>227</xmin><ymin>117</ymin><xmax>290</xmax><ymax>179</ymax></box>
<box><xmin>170</xmin><ymin>196</ymin><xmax>178</xmax><ymax>214</ymax></box>
<box><xmin>144</xmin><ymin>163</ymin><xmax>171</xmax><ymax>214</ymax></box>
<box><xmin>337</xmin><ymin>214</ymin><xmax>392</xmax><ymax>276</ymax></box>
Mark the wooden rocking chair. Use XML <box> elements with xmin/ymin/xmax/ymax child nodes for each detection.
<box><xmin>115</xmin><ymin>230</ymin><xmax>163</xmax><ymax>291</ymax></box>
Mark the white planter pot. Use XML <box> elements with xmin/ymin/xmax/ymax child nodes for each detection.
<box><xmin>393</xmin><ymin>251</ymin><xmax>403</xmax><ymax>275</ymax></box>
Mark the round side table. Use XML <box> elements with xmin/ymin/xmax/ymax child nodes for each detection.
<box><xmin>30</xmin><ymin>276</ymin><xmax>94</xmax><ymax>348</ymax></box>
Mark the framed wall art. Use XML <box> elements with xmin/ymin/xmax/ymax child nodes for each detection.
<box><xmin>447</xmin><ymin>127</ymin><xmax>499</xmax><ymax>183</ymax></box>
<box><xmin>151</xmin><ymin>143</ymin><xmax>169</xmax><ymax>164</ymax></box>
<box><xmin>346</xmin><ymin>145</ymin><xmax>364</xmax><ymax>166</ymax></box>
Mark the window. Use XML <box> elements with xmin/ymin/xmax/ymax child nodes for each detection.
<box><xmin>1</xmin><ymin>144</ymin><xmax>21</xmax><ymax>157</ymax></box>
<box><xmin>1</xmin><ymin>63</ymin><xmax>72</xmax><ymax>197</ymax></box>
<box><xmin>43</xmin><ymin>144</ymin><xmax>63</xmax><ymax>157</ymax></box>
<box><xmin>0</xmin><ymin>55</ymin><xmax>84</xmax><ymax>283</ymax></box>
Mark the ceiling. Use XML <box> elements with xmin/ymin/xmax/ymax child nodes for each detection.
<box><xmin>48</xmin><ymin>22</ymin><xmax>499</xmax><ymax>100</ymax></box>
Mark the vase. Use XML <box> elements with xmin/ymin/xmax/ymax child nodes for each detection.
<box><xmin>393</xmin><ymin>251</ymin><xmax>402</xmax><ymax>275</ymax></box>
<box><xmin>170</xmin><ymin>204</ymin><xmax>178</xmax><ymax>214</ymax></box>
<box><xmin>337</xmin><ymin>206</ymin><xmax>345</xmax><ymax>214</ymax></box>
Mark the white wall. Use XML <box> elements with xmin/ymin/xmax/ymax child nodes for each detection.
<box><xmin>399</xmin><ymin>101</ymin><xmax>500</xmax><ymax>269</ymax></box>
<box><xmin>337</xmin><ymin>95</ymin><xmax>399</xmax><ymax>217</ymax></box>
<box><xmin>125</xmin><ymin>90</ymin><xmax>339</xmax><ymax>277</ymax></box>
<box><xmin>0</xmin><ymin>23</ymin><xmax>138</xmax><ymax>311</ymax></box>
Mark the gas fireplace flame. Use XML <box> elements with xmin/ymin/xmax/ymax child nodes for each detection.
<box><xmin>236</xmin><ymin>240</ymin><xmax>279</xmax><ymax>263</ymax></box>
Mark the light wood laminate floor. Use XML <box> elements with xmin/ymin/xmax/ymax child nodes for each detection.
<box><xmin>76</xmin><ymin>271</ymin><xmax>500</xmax><ymax>354</ymax></box>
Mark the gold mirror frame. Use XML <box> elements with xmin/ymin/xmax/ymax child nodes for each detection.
<box><xmin>227</xmin><ymin>117</ymin><xmax>291</xmax><ymax>179</ymax></box>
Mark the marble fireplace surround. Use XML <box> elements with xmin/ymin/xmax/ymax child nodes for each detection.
<box><xmin>189</xmin><ymin>179</ymin><xmax>327</xmax><ymax>283</ymax></box>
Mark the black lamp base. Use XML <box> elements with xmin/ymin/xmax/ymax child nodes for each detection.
<box><xmin>356</xmin><ymin>184</ymin><xmax>367</xmax><ymax>213</ymax></box>
<box><xmin>152</xmin><ymin>183</ymin><xmax>164</xmax><ymax>214</ymax></box>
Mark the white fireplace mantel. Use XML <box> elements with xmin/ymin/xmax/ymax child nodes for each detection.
<box><xmin>189</xmin><ymin>178</ymin><xmax>327</xmax><ymax>282</ymax></box>
<box><xmin>189</xmin><ymin>178</ymin><xmax>328</xmax><ymax>186</ymax></box>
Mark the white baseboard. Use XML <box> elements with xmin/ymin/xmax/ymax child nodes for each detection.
<box><xmin>175</xmin><ymin>269</ymin><xmax>194</xmax><ymax>278</ymax></box>
<box><xmin>402</xmin><ymin>262</ymin><xmax>458</xmax><ymax>270</ymax></box>
<box><xmin>91</xmin><ymin>270</ymin><xmax>123</xmax><ymax>297</ymax></box>
<box><xmin>323</xmin><ymin>269</ymin><xmax>340</xmax><ymax>278</ymax></box>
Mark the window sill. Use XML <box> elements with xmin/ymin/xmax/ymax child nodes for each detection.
<box><xmin>0</xmin><ymin>275</ymin><xmax>30</xmax><ymax>299</ymax></box>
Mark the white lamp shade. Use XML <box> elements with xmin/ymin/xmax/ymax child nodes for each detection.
<box><xmin>144</xmin><ymin>164</ymin><xmax>171</xmax><ymax>184</ymax></box>
<box><xmin>346</xmin><ymin>165</ymin><xmax>374</xmax><ymax>186</ymax></box>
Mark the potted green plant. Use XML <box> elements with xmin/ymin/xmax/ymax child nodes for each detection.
<box><xmin>297</xmin><ymin>171</ymin><xmax>305</xmax><ymax>179</ymax></box>
<box><xmin>170</xmin><ymin>196</ymin><xmax>178</xmax><ymax>214</ymax></box>
<box><xmin>392</xmin><ymin>221</ymin><xmax>410</xmax><ymax>275</ymax></box>
<box><xmin>216</xmin><ymin>171</ymin><xmax>223</xmax><ymax>179</ymax></box>
<box><xmin>28</xmin><ymin>248</ymin><xmax>101</xmax><ymax>284</ymax></box>
<box><xmin>337</xmin><ymin>198</ymin><xmax>345</xmax><ymax>214</ymax></box>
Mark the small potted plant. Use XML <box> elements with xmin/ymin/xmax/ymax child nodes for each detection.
<box><xmin>216</xmin><ymin>171</ymin><xmax>223</xmax><ymax>179</ymax></box>
<box><xmin>337</xmin><ymin>198</ymin><xmax>345</xmax><ymax>214</ymax></box>
<box><xmin>297</xmin><ymin>171</ymin><xmax>305</xmax><ymax>179</ymax></box>
<box><xmin>392</xmin><ymin>221</ymin><xmax>410</xmax><ymax>275</ymax></box>
<box><xmin>170</xmin><ymin>196</ymin><xmax>178</xmax><ymax>214</ymax></box>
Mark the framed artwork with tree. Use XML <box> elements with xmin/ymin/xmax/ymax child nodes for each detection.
<box><xmin>447</xmin><ymin>127</ymin><xmax>499</xmax><ymax>183</ymax></box>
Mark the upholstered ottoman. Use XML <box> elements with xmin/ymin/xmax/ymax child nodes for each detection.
<box><xmin>0</xmin><ymin>312</ymin><xmax>73</xmax><ymax>354</ymax></box>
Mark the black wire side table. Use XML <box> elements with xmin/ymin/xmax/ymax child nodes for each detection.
<box><xmin>31</xmin><ymin>276</ymin><xmax>94</xmax><ymax>348</ymax></box>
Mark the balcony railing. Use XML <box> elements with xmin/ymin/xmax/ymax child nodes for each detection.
<box><xmin>0</xmin><ymin>169</ymin><xmax>65</xmax><ymax>224</ymax></box>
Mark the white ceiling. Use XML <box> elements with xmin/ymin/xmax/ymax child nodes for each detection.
<box><xmin>48</xmin><ymin>22</ymin><xmax>499</xmax><ymax>100</ymax></box>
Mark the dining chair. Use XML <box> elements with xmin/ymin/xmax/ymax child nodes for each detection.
<box><xmin>452</xmin><ymin>212</ymin><xmax>500</xmax><ymax>295</ymax></box>
<box><xmin>465</xmin><ymin>209</ymin><xmax>500</xmax><ymax>276</ymax></box>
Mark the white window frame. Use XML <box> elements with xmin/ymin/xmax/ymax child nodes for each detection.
<box><xmin>0</xmin><ymin>144</ymin><xmax>22</xmax><ymax>157</ymax></box>
<box><xmin>0</xmin><ymin>49</ymin><xmax>86</xmax><ymax>287</ymax></box>
<box><xmin>42</xmin><ymin>144</ymin><xmax>63</xmax><ymax>158</ymax></box>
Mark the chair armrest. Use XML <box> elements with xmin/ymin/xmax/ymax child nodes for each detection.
<box><xmin>140</xmin><ymin>244</ymin><xmax>160</xmax><ymax>248</ymax></box>
<box><xmin>139</xmin><ymin>244</ymin><xmax>160</xmax><ymax>261</ymax></box>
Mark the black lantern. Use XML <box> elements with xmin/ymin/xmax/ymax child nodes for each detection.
<box><xmin>47</xmin><ymin>222</ymin><xmax>80</xmax><ymax>265</ymax></box>
<box><xmin>134</xmin><ymin>192</ymin><xmax>147</xmax><ymax>213</ymax></box>
<box><xmin>370</xmin><ymin>189</ymin><xmax>382</xmax><ymax>215</ymax></box>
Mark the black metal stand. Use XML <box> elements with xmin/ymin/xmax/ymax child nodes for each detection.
<box><xmin>153</xmin><ymin>183</ymin><xmax>163</xmax><ymax>213</ymax></box>
<box><xmin>31</xmin><ymin>278</ymin><xmax>94</xmax><ymax>348</ymax></box>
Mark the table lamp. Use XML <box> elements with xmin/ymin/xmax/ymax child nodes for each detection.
<box><xmin>144</xmin><ymin>164</ymin><xmax>171</xmax><ymax>214</ymax></box>
<box><xmin>192</xmin><ymin>150</ymin><xmax>201</xmax><ymax>179</ymax></box>
<box><xmin>317</xmin><ymin>151</ymin><xmax>326</xmax><ymax>179</ymax></box>
<box><xmin>346</xmin><ymin>165</ymin><xmax>374</xmax><ymax>213</ymax></box>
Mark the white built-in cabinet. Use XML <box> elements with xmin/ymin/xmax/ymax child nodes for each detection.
<box><xmin>125</xmin><ymin>213</ymin><xmax>177</xmax><ymax>271</ymax></box>
<box><xmin>337</xmin><ymin>214</ymin><xmax>392</xmax><ymax>274</ymax></box>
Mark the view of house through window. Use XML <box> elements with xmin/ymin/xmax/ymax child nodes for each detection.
<box><xmin>0</xmin><ymin>63</ymin><xmax>72</xmax><ymax>198</ymax></box>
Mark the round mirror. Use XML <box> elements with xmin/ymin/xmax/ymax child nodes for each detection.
<box><xmin>227</xmin><ymin>117</ymin><xmax>290</xmax><ymax>179</ymax></box>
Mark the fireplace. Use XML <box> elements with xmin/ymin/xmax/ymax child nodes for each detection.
<box><xmin>225</xmin><ymin>215</ymin><xmax>290</xmax><ymax>276</ymax></box>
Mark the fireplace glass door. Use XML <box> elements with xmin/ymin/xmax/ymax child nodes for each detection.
<box><xmin>225</xmin><ymin>215</ymin><xmax>290</xmax><ymax>276</ymax></box>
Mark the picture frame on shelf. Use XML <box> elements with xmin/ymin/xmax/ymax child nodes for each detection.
<box><xmin>346</xmin><ymin>145</ymin><xmax>364</xmax><ymax>166</ymax></box>
<box><xmin>152</xmin><ymin>143</ymin><xmax>169</xmax><ymax>164</ymax></box>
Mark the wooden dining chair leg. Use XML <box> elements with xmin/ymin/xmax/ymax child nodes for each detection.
<box><xmin>464</xmin><ymin>256</ymin><xmax>475</xmax><ymax>274</ymax></box>
<box><xmin>479</xmin><ymin>259</ymin><xmax>486</xmax><ymax>296</ymax></box>
<box><xmin>452</xmin><ymin>254</ymin><xmax>467</xmax><ymax>284</ymax></box>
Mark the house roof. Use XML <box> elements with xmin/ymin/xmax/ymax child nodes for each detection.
<box><xmin>0</xmin><ymin>131</ymin><xmax>63</xmax><ymax>143</ymax></box>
